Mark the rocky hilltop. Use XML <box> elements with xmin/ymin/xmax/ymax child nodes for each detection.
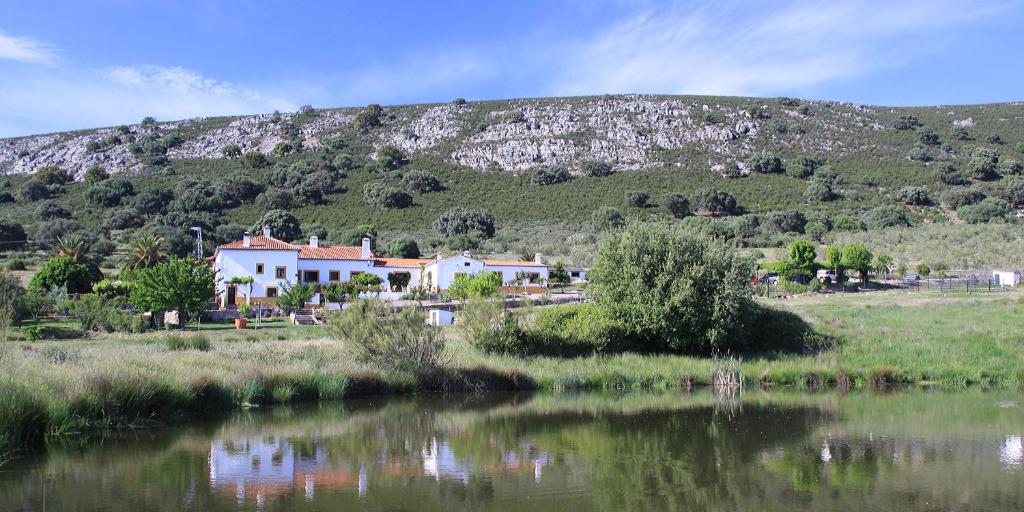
<box><xmin>5</xmin><ymin>94</ymin><xmax>1015</xmax><ymax>179</ymax></box>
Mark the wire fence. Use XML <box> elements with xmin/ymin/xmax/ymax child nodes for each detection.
<box><xmin>754</xmin><ymin>276</ymin><xmax>1015</xmax><ymax>297</ymax></box>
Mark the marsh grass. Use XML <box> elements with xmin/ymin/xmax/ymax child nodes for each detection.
<box><xmin>163</xmin><ymin>334</ymin><xmax>211</xmax><ymax>351</ymax></box>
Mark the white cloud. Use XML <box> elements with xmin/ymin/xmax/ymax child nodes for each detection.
<box><xmin>0</xmin><ymin>30</ymin><xmax>56</xmax><ymax>64</ymax></box>
<box><xmin>548</xmin><ymin>0</ymin><xmax>1010</xmax><ymax>97</ymax></box>
<box><xmin>0</xmin><ymin>65</ymin><xmax>297</xmax><ymax>136</ymax></box>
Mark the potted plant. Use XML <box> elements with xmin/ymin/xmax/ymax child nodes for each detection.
<box><xmin>235</xmin><ymin>302</ymin><xmax>250</xmax><ymax>329</ymax></box>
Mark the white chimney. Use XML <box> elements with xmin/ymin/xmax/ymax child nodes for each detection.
<box><xmin>262</xmin><ymin>225</ymin><xmax>272</xmax><ymax>237</ymax></box>
<box><xmin>309</xmin><ymin>235</ymin><xmax>319</xmax><ymax>248</ymax></box>
<box><xmin>242</xmin><ymin>231</ymin><xmax>251</xmax><ymax>248</ymax></box>
<box><xmin>534</xmin><ymin>253</ymin><xmax>544</xmax><ymax>264</ymax></box>
<box><xmin>462</xmin><ymin>250</ymin><xmax>472</xmax><ymax>258</ymax></box>
<box><xmin>436</xmin><ymin>252</ymin><xmax>443</xmax><ymax>261</ymax></box>
<box><xmin>361</xmin><ymin>237</ymin><xmax>372</xmax><ymax>259</ymax></box>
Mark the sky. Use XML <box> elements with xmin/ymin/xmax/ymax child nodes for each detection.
<box><xmin>1</xmin><ymin>0</ymin><xmax>1023</xmax><ymax>137</ymax></box>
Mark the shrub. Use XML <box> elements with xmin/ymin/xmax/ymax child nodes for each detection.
<box><xmin>785</xmin><ymin>155</ymin><xmax>820</xmax><ymax>178</ymax></box>
<box><xmin>624</xmin><ymin>190</ymin><xmax>649</xmax><ymax>208</ymax></box>
<box><xmin>917</xmin><ymin>127</ymin><xmax>939</xmax><ymax>145</ymax></box>
<box><xmin>660</xmin><ymin>193</ymin><xmax>690</xmax><ymax>219</ymax></box>
<box><xmin>256</xmin><ymin>189</ymin><xmax>296</xmax><ymax>210</ymax></box>
<box><xmin>591</xmin><ymin>207</ymin><xmax>624</xmax><ymax>230</ymax></box>
<box><xmin>328</xmin><ymin>300</ymin><xmax>445</xmax><ymax>374</ymax></box>
<box><xmin>866</xmin><ymin>205</ymin><xmax>911</xmax><ymax>229</ymax></box>
<box><xmin>907</xmin><ymin>144</ymin><xmax>932</xmax><ymax>162</ymax></box>
<box><xmin>588</xmin><ymin>222</ymin><xmax>753</xmax><ymax>354</ymax></box>
<box><xmin>998</xmin><ymin>176</ymin><xmax>1024</xmax><ymax>206</ymax></box>
<box><xmin>804</xmin><ymin>181</ymin><xmax>835</xmax><ymax>202</ymax></box>
<box><xmin>893</xmin><ymin>114</ymin><xmax>920</xmax><ymax>130</ymax></box>
<box><xmin>967</xmin><ymin>147</ymin><xmax>1000</xmax><ymax>180</ymax></box>
<box><xmin>940</xmin><ymin>188</ymin><xmax>985</xmax><ymax>209</ymax></box>
<box><xmin>957</xmin><ymin>198</ymin><xmax>1011</xmax><ymax>224</ymax></box>
<box><xmin>448</xmin><ymin>272</ymin><xmax>502</xmax><ymax>299</ymax></box>
<box><xmin>240</xmin><ymin>151</ymin><xmax>270</xmax><ymax>169</ymax></box>
<box><xmin>35</xmin><ymin>166</ymin><xmax>74</xmax><ymax>186</ymax></box>
<box><xmin>85</xmin><ymin>179</ymin><xmax>134</xmax><ymax>208</ymax></box>
<box><xmin>531</xmin><ymin>166</ymin><xmax>570</xmax><ymax>185</ymax></box>
<box><xmin>432</xmin><ymin>208</ymin><xmax>495</xmax><ymax>238</ymax></box>
<box><xmin>460</xmin><ymin>298</ymin><xmax>530</xmax><ymax>356</ymax></box>
<box><xmin>692</xmin><ymin>187</ymin><xmax>737</xmax><ymax>216</ymax></box>
<box><xmin>582</xmin><ymin>161</ymin><xmax>614</xmax><ymax>177</ymax></box>
<box><xmin>762</xmin><ymin>210</ymin><xmax>806</xmax><ymax>234</ymax></box>
<box><xmin>353</xmin><ymin>104</ymin><xmax>384</xmax><ymax>131</ymax></box>
<box><xmin>17</xmin><ymin>179</ymin><xmax>51</xmax><ymax>202</ymax></box>
<box><xmin>165</xmin><ymin>334</ymin><xmax>211</xmax><ymax>351</ymax></box>
<box><xmin>936</xmin><ymin>164</ymin><xmax>968</xmax><ymax>185</ymax></box>
<box><xmin>987</xmin><ymin>133</ymin><xmax>1003</xmax><ymax>144</ymax></box>
<box><xmin>895</xmin><ymin>186</ymin><xmax>930</xmax><ymax>205</ymax></box>
<box><xmin>221</xmin><ymin>144</ymin><xmax>242</xmax><ymax>158</ymax></box>
<box><xmin>252</xmin><ymin>210</ymin><xmax>302</xmax><ymax>241</ymax></box>
<box><xmin>362</xmin><ymin>181</ymin><xmax>412</xmax><ymax>209</ymax></box>
<box><xmin>950</xmin><ymin>125</ymin><xmax>970</xmax><ymax>140</ymax></box>
<box><xmin>105</xmin><ymin>209</ymin><xmax>145</xmax><ymax>230</ymax></box>
<box><xmin>83</xmin><ymin>165</ymin><xmax>109</xmax><ymax>185</ymax></box>
<box><xmin>529</xmin><ymin>303</ymin><xmax>628</xmax><ymax>355</ymax></box>
<box><xmin>132</xmin><ymin>188</ymin><xmax>174</xmax><ymax>215</ymax></box>
<box><xmin>29</xmin><ymin>256</ymin><xmax>95</xmax><ymax>294</ymax></box>
<box><xmin>385</xmin><ymin>236</ymin><xmax>420</xmax><ymax>258</ymax></box>
<box><xmin>998</xmin><ymin>159</ymin><xmax>1022</xmax><ymax>176</ymax></box>
<box><xmin>746</xmin><ymin>152</ymin><xmax>783</xmax><ymax>174</ymax></box>
<box><xmin>401</xmin><ymin>170</ymin><xmax>443</xmax><ymax>193</ymax></box>
<box><xmin>36</xmin><ymin>200</ymin><xmax>71</xmax><ymax>220</ymax></box>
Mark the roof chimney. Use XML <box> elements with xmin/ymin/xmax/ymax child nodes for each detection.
<box><xmin>262</xmin><ymin>225</ymin><xmax>272</xmax><ymax>237</ymax></box>
<box><xmin>242</xmin><ymin>231</ymin><xmax>251</xmax><ymax>248</ymax></box>
<box><xmin>462</xmin><ymin>250</ymin><xmax>472</xmax><ymax>258</ymax></box>
<box><xmin>309</xmin><ymin>235</ymin><xmax>319</xmax><ymax>248</ymax></box>
<box><xmin>436</xmin><ymin>252</ymin><xmax>443</xmax><ymax>261</ymax></box>
<box><xmin>361</xmin><ymin>237</ymin><xmax>372</xmax><ymax>259</ymax></box>
<box><xmin>534</xmin><ymin>253</ymin><xmax>544</xmax><ymax>264</ymax></box>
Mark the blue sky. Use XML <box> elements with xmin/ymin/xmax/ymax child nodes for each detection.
<box><xmin>1</xmin><ymin>0</ymin><xmax>1022</xmax><ymax>137</ymax></box>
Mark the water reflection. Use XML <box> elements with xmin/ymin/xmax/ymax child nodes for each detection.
<box><xmin>1</xmin><ymin>391</ymin><xmax>1023</xmax><ymax>511</ymax></box>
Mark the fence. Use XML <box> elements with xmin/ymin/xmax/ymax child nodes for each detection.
<box><xmin>754</xmin><ymin>277</ymin><xmax>1014</xmax><ymax>297</ymax></box>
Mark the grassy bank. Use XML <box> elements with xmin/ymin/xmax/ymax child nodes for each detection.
<box><xmin>1</xmin><ymin>289</ymin><xmax>1022</xmax><ymax>451</ymax></box>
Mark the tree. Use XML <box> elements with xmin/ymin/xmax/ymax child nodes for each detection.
<box><xmin>691</xmin><ymin>187</ymin><xmax>737</xmax><ymax>216</ymax></box>
<box><xmin>401</xmin><ymin>170</ymin><xmax>444</xmax><ymax>193</ymax></box>
<box><xmin>83</xmin><ymin>165</ymin><xmax>109</xmax><ymax>185</ymax></box>
<box><xmin>363</xmin><ymin>182</ymin><xmax>412</xmax><ymax>209</ymax></box>
<box><xmin>387</xmin><ymin>271</ymin><xmax>412</xmax><ymax>291</ymax></box>
<box><xmin>785</xmin><ymin>155</ymin><xmax>820</xmax><ymax>178</ymax></box>
<box><xmin>432</xmin><ymin>208</ymin><xmax>495</xmax><ymax>238</ymax></box>
<box><xmin>936</xmin><ymin>164</ymin><xmax>967</xmax><ymax>185</ymax></box>
<box><xmin>998</xmin><ymin>159</ymin><xmax>1022</xmax><ymax>176</ymax></box>
<box><xmin>940</xmin><ymin>188</ymin><xmax>985</xmax><ymax>209</ymax></box>
<box><xmin>385</xmin><ymin>236</ymin><xmax>420</xmax><ymax>258</ymax></box>
<box><xmin>841</xmin><ymin>243</ymin><xmax>873</xmax><ymax>283</ymax></box>
<box><xmin>531</xmin><ymin>166</ymin><xmax>571</xmax><ymax>185</ymax></box>
<box><xmin>36</xmin><ymin>200</ymin><xmax>71</xmax><ymax>220</ymax></box>
<box><xmin>549</xmin><ymin>262</ymin><xmax>570</xmax><ymax>290</ymax></box>
<box><xmin>272</xmin><ymin>141</ymin><xmax>295</xmax><ymax>156</ymax></box>
<box><xmin>240</xmin><ymin>151</ymin><xmax>270</xmax><ymax>169</ymax></box>
<box><xmin>625</xmin><ymin>191</ymin><xmax>649</xmax><ymax>208</ymax></box>
<box><xmin>916</xmin><ymin>263</ymin><xmax>931</xmax><ymax>277</ymax></box>
<box><xmin>375</xmin><ymin>145</ymin><xmax>406</xmax><ymax>170</ymax></box>
<box><xmin>950</xmin><ymin>125</ymin><xmax>970</xmax><ymax>140</ymax></box>
<box><xmin>0</xmin><ymin>270</ymin><xmax>25</xmax><ymax>341</ymax></box>
<box><xmin>84</xmin><ymin>178</ymin><xmax>134</xmax><ymax>208</ymax></box>
<box><xmin>825</xmin><ymin>244</ymin><xmax>844</xmax><ymax>278</ymax></box>
<box><xmin>253</xmin><ymin>210</ymin><xmax>302</xmax><ymax>241</ymax></box>
<box><xmin>123</xmin><ymin>234</ymin><xmax>166</xmax><ymax>269</ymax></box>
<box><xmin>29</xmin><ymin>255</ymin><xmax>95</xmax><ymax>294</ymax></box>
<box><xmin>746</xmin><ymin>152</ymin><xmax>783</xmax><ymax>174</ymax></box>
<box><xmin>353</xmin><ymin>104</ymin><xmax>384</xmax><ymax>131</ymax></box>
<box><xmin>957</xmin><ymin>197</ymin><xmax>1011</xmax><ymax>224</ymax></box>
<box><xmin>448</xmin><ymin>272</ymin><xmax>502</xmax><ymax>299</ymax></box>
<box><xmin>350</xmin><ymin>272</ymin><xmax>384</xmax><ymax>294</ymax></box>
<box><xmin>582</xmin><ymin>161</ymin><xmax>614</xmax><ymax>177</ymax></box>
<box><xmin>132</xmin><ymin>188</ymin><xmax>174</xmax><ymax>215</ymax></box>
<box><xmin>130</xmin><ymin>257</ymin><xmax>214</xmax><ymax>326</ymax></box>
<box><xmin>787</xmin><ymin>240</ymin><xmax>817</xmax><ymax>273</ymax></box>
<box><xmin>34</xmin><ymin>166</ymin><xmax>74</xmax><ymax>186</ymax></box>
<box><xmin>866</xmin><ymin>205</ymin><xmax>911</xmax><ymax>229</ymax></box>
<box><xmin>661</xmin><ymin>193</ymin><xmax>690</xmax><ymax>219</ymax></box>
<box><xmin>588</xmin><ymin>222</ymin><xmax>753</xmax><ymax>354</ymax></box>
<box><xmin>873</xmin><ymin>253</ymin><xmax>893</xmax><ymax>278</ymax></box>
<box><xmin>895</xmin><ymin>186</ymin><xmax>930</xmax><ymax>205</ymax></box>
<box><xmin>0</xmin><ymin>220</ymin><xmax>26</xmax><ymax>251</ymax></box>
<box><xmin>332</xmin><ymin>224</ymin><xmax>378</xmax><ymax>247</ymax></box>
<box><xmin>275</xmin><ymin>281</ymin><xmax>315</xmax><ymax>313</ymax></box>
<box><xmin>221</xmin><ymin>144</ymin><xmax>242</xmax><ymax>158</ymax></box>
<box><xmin>917</xmin><ymin>126</ymin><xmax>939</xmax><ymax>145</ymax></box>
<box><xmin>591</xmin><ymin>207</ymin><xmax>624</xmax><ymax>230</ymax></box>
<box><xmin>967</xmin><ymin>147</ymin><xmax>1000</xmax><ymax>180</ymax></box>
<box><xmin>17</xmin><ymin>179</ymin><xmax>51</xmax><ymax>202</ymax></box>
<box><xmin>55</xmin><ymin>234</ymin><xmax>88</xmax><ymax>263</ymax></box>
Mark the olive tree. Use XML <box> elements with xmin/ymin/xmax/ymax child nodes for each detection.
<box><xmin>129</xmin><ymin>257</ymin><xmax>215</xmax><ymax>326</ymax></box>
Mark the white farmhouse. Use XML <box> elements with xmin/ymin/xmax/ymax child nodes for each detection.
<box><xmin>212</xmin><ymin>227</ymin><xmax>549</xmax><ymax>308</ymax></box>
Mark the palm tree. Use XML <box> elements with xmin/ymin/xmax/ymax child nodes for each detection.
<box><xmin>123</xmin><ymin>234</ymin><xmax>166</xmax><ymax>270</ymax></box>
<box><xmin>55</xmin><ymin>234</ymin><xmax>87</xmax><ymax>262</ymax></box>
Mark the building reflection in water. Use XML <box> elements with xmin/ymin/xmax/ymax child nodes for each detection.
<box><xmin>208</xmin><ymin>435</ymin><xmax>551</xmax><ymax>505</ymax></box>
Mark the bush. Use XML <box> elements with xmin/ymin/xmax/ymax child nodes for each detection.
<box><xmin>591</xmin><ymin>207</ymin><xmax>624</xmax><ymax>230</ymax></box>
<box><xmin>785</xmin><ymin>155</ymin><xmax>820</xmax><ymax>178</ymax></box>
<box><xmin>746</xmin><ymin>152</ymin><xmax>783</xmax><ymax>174</ymax></box>
<box><xmin>866</xmin><ymin>205</ymin><xmax>911</xmax><ymax>229</ymax></box>
<box><xmin>385</xmin><ymin>236</ymin><xmax>420</xmax><ymax>258</ymax></box>
<box><xmin>967</xmin><ymin>147</ymin><xmax>1000</xmax><ymax>180</ymax></box>
<box><xmin>374</xmin><ymin>145</ymin><xmax>406</xmax><ymax>171</ymax></box>
<box><xmin>987</xmin><ymin>133</ymin><xmax>1003</xmax><ymax>144</ymax></box>
<box><xmin>459</xmin><ymin>298</ymin><xmax>530</xmax><ymax>356</ymax></box>
<box><xmin>528</xmin><ymin>303</ymin><xmax>628</xmax><ymax>355</ymax></box>
<box><xmin>35</xmin><ymin>166</ymin><xmax>74</xmax><ymax>186</ymax></box>
<box><xmin>998</xmin><ymin>159</ymin><xmax>1022</xmax><ymax>176</ymax></box>
<box><xmin>256</xmin><ymin>189</ymin><xmax>296</xmax><ymax>210</ymax></box>
<box><xmin>328</xmin><ymin>300</ymin><xmax>445</xmax><ymax>374</ymax></box>
<box><xmin>353</xmin><ymin>104</ymin><xmax>384</xmax><ymax>131</ymax></box>
<box><xmin>36</xmin><ymin>200</ymin><xmax>70</xmax><ymax>220</ymax></box>
<box><xmin>105</xmin><ymin>209</ymin><xmax>145</xmax><ymax>230</ymax></box>
<box><xmin>940</xmin><ymin>188</ymin><xmax>985</xmax><ymax>209</ymax></box>
<box><xmin>895</xmin><ymin>186</ymin><xmax>930</xmax><ymax>205</ymax></box>
<box><xmin>917</xmin><ymin>127</ymin><xmax>939</xmax><ymax>145</ymax></box>
<box><xmin>17</xmin><ymin>179</ymin><xmax>52</xmax><ymax>202</ymax></box>
<box><xmin>582</xmin><ymin>161</ymin><xmax>614</xmax><ymax>177</ymax></box>
<box><xmin>84</xmin><ymin>179</ymin><xmax>134</xmax><ymax>208</ymax></box>
<box><xmin>132</xmin><ymin>188</ymin><xmax>174</xmax><ymax>215</ymax></box>
<box><xmin>691</xmin><ymin>187</ymin><xmax>737</xmax><ymax>216</ymax></box>
<box><xmin>252</xmin><ymin>210</ymin><xmax>302</xmax><ymax>242</ymax></box>
<box><xmin>531</xmin><ymin>166</ymin><xmax>571</xmax><ymax>185</ymax></box>
<box><xmin>240</xmin><ymin>151</ymin><xmax>270</xmax><ymax>169</ymax></box>
<box><xmin>362</xmin><ymin>182</ymin><xmax>412</xmax><ymax>209</ymax></box>
<box><xmin>272</xmin><ymin>141</ymin><xmax>295</xmax><ymax>156</ymax></box>
<box><xmin>29</xmin><ymin>256</ymin><xmax>95</xmax><ymax>294</ymax></box>
<box><xmin>401</xmin><ymin>170</ymin><xmax>444</xmax><ymax>193</ymax></box>
<box><xmin>165</xmin><ymin>334</ymin><xmax>211</xmax><ymax>351</ymax></box>
<box><xmin>624</xmin><ymin>190</ymin><xmax>649</xmax><ymax>208</ymax></box>
<box><xmin>432</xmin><ymin>208</ymin><xmax>495</xmax><ymax>238</ymax></box>
<box><xmin>588</xmin><ymin>222</ymin><xmax>754</xmax><ymax>354</ymax></box>
<box><xmin>83</xmin><ymin>165</ymin><xmax>109</xmax><ymax>185</ymax></box>
<box><xmin>936</xmin><ymin>164</ymin><xmax>968</xmax><ymax>185</ymax></box>
<box><xmin>893</xmin><ymin>114</ymin><xmax>920</xmax><ymax>130</ymax></box>
<box><xmin>950</xmin><ymin>125</ymin><xmax>970</xmax><ymax>140</ymax></box>
<box><xmin>660</xmin><ymin>193</ymin><xmax>690</xmax><ymax>219</ymax></box>
<box><xmin>0</xmin><ymin>220</ymin><xmax>26</xmax><ymax>251</ymax></box>
<box><xmin>957</xmin><ymin>198</ymin><xmax>1011</xmax><ymax>224</ymax></box>
<box><xmin>221</xmin><ymin>144</ymin><xmax>242</xmax><ymax>158</ymax></box>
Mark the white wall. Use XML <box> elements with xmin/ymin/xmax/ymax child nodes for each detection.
<box><xmin>484</xmin><ymin>264</ymin><xmax>550</xmax><ymax>285</ymax></box>
<box><xmin>296</xmin><ymin>258</ymin><xmax>422</xmax><ymax>292</ymax></box>
<box><xmin>216</xmin><ymin>249</ymin><xmax>298</xmax><ymax>306</ymax></box>
<box><xmin>424</xmin><ymin>255</ymin><xmax>485</xmax><ymax>291</ymax></box>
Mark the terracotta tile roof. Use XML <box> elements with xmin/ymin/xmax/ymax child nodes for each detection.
<box><xmin>217</xmin><ymin>235</ymin><xmax>299</xmax><ymax>251</ymax></box>
<box><xmin>298</xmin><ymin>245</ymin><xmax>365</xmax><ymax>260</ymax></box>
<box><xmin>373</xmin><ymin>258</ymin><xmax>430</xmax><ymax>268</ymax></box>
<box><xmin>483</xmin><ymin>259</ymin><xmax>547</xmax><ymax>267</ymax></box>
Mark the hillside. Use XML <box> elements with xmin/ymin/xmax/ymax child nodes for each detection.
<box><xmin>1</xmin><ymin>94</ymin><xmax>1023</xmax><ymax>268</ymax></box>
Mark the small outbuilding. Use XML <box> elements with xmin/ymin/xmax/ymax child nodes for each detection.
<box><xmin>992</xmin><ymin>270</ymin><xmax>1021</xmax><ymax>287</ymax></box>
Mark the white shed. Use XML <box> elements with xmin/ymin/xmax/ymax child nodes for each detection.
<box><xmin>427</xmin><ymin>309</ymin><xmax>454</xmax><ymax>326</ymax></box>
<box><xmin>992</xmin><ymin>270</ymin><xmax>1021</xmax><ymax>287</ymax></box>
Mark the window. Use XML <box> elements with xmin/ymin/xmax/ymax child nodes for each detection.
<box><xmin>570</xmin><ymin>271</ymin><xmax>580</xmax><ymax>278</ymax></box>
<box><xmin>350</xmin><ymin>270</ymin><xmax>363</xmax><ymax>279</ymax></box>
<box><xmin>265</xmin><ymin>286</ymin><xmax>278</xmax><ymax>298</ymax></box>
<box><xmin>303</xmin><ymin>270</ymin><xmax>320</xmax><ymax>283</ymax></box>
<box><xmin>526</xmin><ymin>272</ymin><xmax>541</xmax><ymax>283</ymax></box>
<box><xmin>275</xmin><ymin>266</ymin><xmax>287</xmax><ymax>279</ymax></box>
<box><xmin>255</xmin><ymin>263</ymin><xmax>265</xmax><ymax>274</ymax></box>
<box><xmin>464</xmin><ymin>262</ymin><xmax>471</xmax><ymax>267</ymax></box>
<box><xmin>328</xmin><ymin>270</ymin><xmax>340</xmax><ymax>282</ymax></box>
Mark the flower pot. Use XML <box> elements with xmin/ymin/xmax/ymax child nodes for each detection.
<box><xmin>234</xmin><ymin>318</ymin><xmax>248</xmax><ymax>329</ymax></box>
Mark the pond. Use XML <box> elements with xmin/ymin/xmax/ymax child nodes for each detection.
<box><xmin>1</xmin><ymin>391</ymin><xmax>1022</xmax><ymax>511</ymax></box>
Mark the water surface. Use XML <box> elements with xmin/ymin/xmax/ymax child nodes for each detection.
<box><xmin>1</xmin><ymin>391</ymin><xmax>1022</xmax><ymax>511</ymax></box>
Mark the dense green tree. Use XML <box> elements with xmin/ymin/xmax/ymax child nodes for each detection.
<box><xmin>873</xmin><ymin>253</ymin><xmax>893</xmax><ymax>277</ymax></box>
<box><xmin>589</xmin><ymin>222</ymin><xmax>753</xmax><ymax>354</ymax></box>
<box><xmin>531</xmin><ymin>166</ymin><xmax>571</xmax><ymax>185</ymax></box>
<box><xmin>256</xmin><ymin>189</ymin><xmax>296</xmax><ymax>210</ymax></box>
<box><xmin>660</xmin><ymin>193</ymin><xmax>690</xmax><ymax>219</ymax></box>
<box><xmin>132</xmin><ymin>188</ymin><xmax>174</xmax><ymax>215</ymax></box>
<box><xmin>787</xmin><ymin>240</ymin><xmax>817</xmax><ymax>273</ymax></box>
<box><xmin>0</xmin><ymin>220</ymin><xmax>27</xmax><ymax>251</ymax></box>
<box><xmin>83</xmin><ymin>165</ymin><xmax>109</xmax><ymax>185</ymax></box>
<box><xmin>17</xmin><ymin>179</ymin><xmax>51</xmax><ymax>202</ymax></box>
<box><xmin>957</xmin><ymin>197</ymin><xmax>1011</xmax><ymax>224</ymax></box>
<box><xmin>549</xmin><ymin>262</ymin><xmax>570</xmax><ymax>289</ymax></box>
<box><xmin>967</xmin><ymin>147</ymin><xmax>1000</xmax><ymax>180</ymax></box>
<box><xmin>841</xmin><ymin>243</ymin><xmax>873</xmax><ymax>283</ymax></box>
<box><xmin>785</xmin><ymin>155</ymin><xmax>820</xmax><ymax>178</ymax></box>
<box><xmin>591</xmin><ymin>207</ymin><xmax>624</xmax><ymax>231</ymax></box>
<box><xmin>432</xmin><ymin>208</ymin><xmax>495</xmax><ymax>238</ymax></box>
<box><xmin>825</xmin><ymin>244</ymin><xmax>844</xmax><ymax>277</ymax></box>
<box><xmin>275</xmin><ymin>281</ymin><xmax>316</xmax><ymax>313</ymax></box>
<box><xmin>448</xmin><ymin>272</ymin><xmax>502</xmax><ymax>299</ymax></box>
<box><xmin>691</xmin><ymin>187</ymin><xmax>737</xmax><ymax>216</ymax></box>
<box><xmin>401</xmin><ymin>170</ymin><xmax>444</xmax><ymax>193</ymax></box>
<box><xmin>895</xmin><ymin>186</ymin><xmax>930</xmax><ymax>205</ymax></box>
<box><xmin>105</xmin><ymin>209</ymin><xmax>145</xmax><ymax>230</ymax></box>
<box><xmin>29</xmin><ymin>255</ymin><xmax>95</xmax><ymax>294</ymax></box>
<box><xmin>866</xmin><ymin>205</ymin><xmax>911</xmax><ymax>229</ymax></box>
<box><xmin>746</xmin><ymin>152</ymin><xmax>783</xmax><ymax>174</ymax></box>
<box><xmin>36</xmin><ymin>200</ymin><xmax>71</xmax><ymax>220</ymax></box>
<box><xmin>363</xmin><ymin>181</ymin><xmax>412</xmax><ymax>209</ymax></box>
<box><xmin>624</xmin><ymin>190</ymin><xmax>649</xmax><ymax>208</ymax></box>
<box><xmin>385</xmin><ymin>236</ymin><xmax>420</xmax><ymax>258</ymax></box>
<box><xmin>129</xmin><ymin>257</ymin><xmax>214</xmax><ymax>326</ymax></box>
<box><xmin>253</xmin><ymin>210</ymin><xmax>302</xmax><ymax>241</ymax></box>
<box><xmin>332</xmin><ymin>225</ymin><xmax>378</xmax><ymax>246</ymax></box>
